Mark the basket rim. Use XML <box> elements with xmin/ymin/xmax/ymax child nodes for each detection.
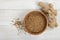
<box><xmin>23</xmin><ymin>10</ymin><xmax>48</xmax><ymax>35</ymax></box>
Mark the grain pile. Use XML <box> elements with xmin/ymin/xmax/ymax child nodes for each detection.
<box><xmin>23</xmin><ymin>11</ymin><xmax>47</xmax><ymax>34</ymax></box>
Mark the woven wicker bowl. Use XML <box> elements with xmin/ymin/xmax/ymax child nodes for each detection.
<box><xmin>23</xmin><ymin>10</ymin><xmax>48</xmax><ymax>35</ymax></box>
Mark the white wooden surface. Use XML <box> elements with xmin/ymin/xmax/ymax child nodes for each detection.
<box><xmin>0</xmin><ymin>0</ymin><xmax>60</xmax><ymax>40</ymax></box>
